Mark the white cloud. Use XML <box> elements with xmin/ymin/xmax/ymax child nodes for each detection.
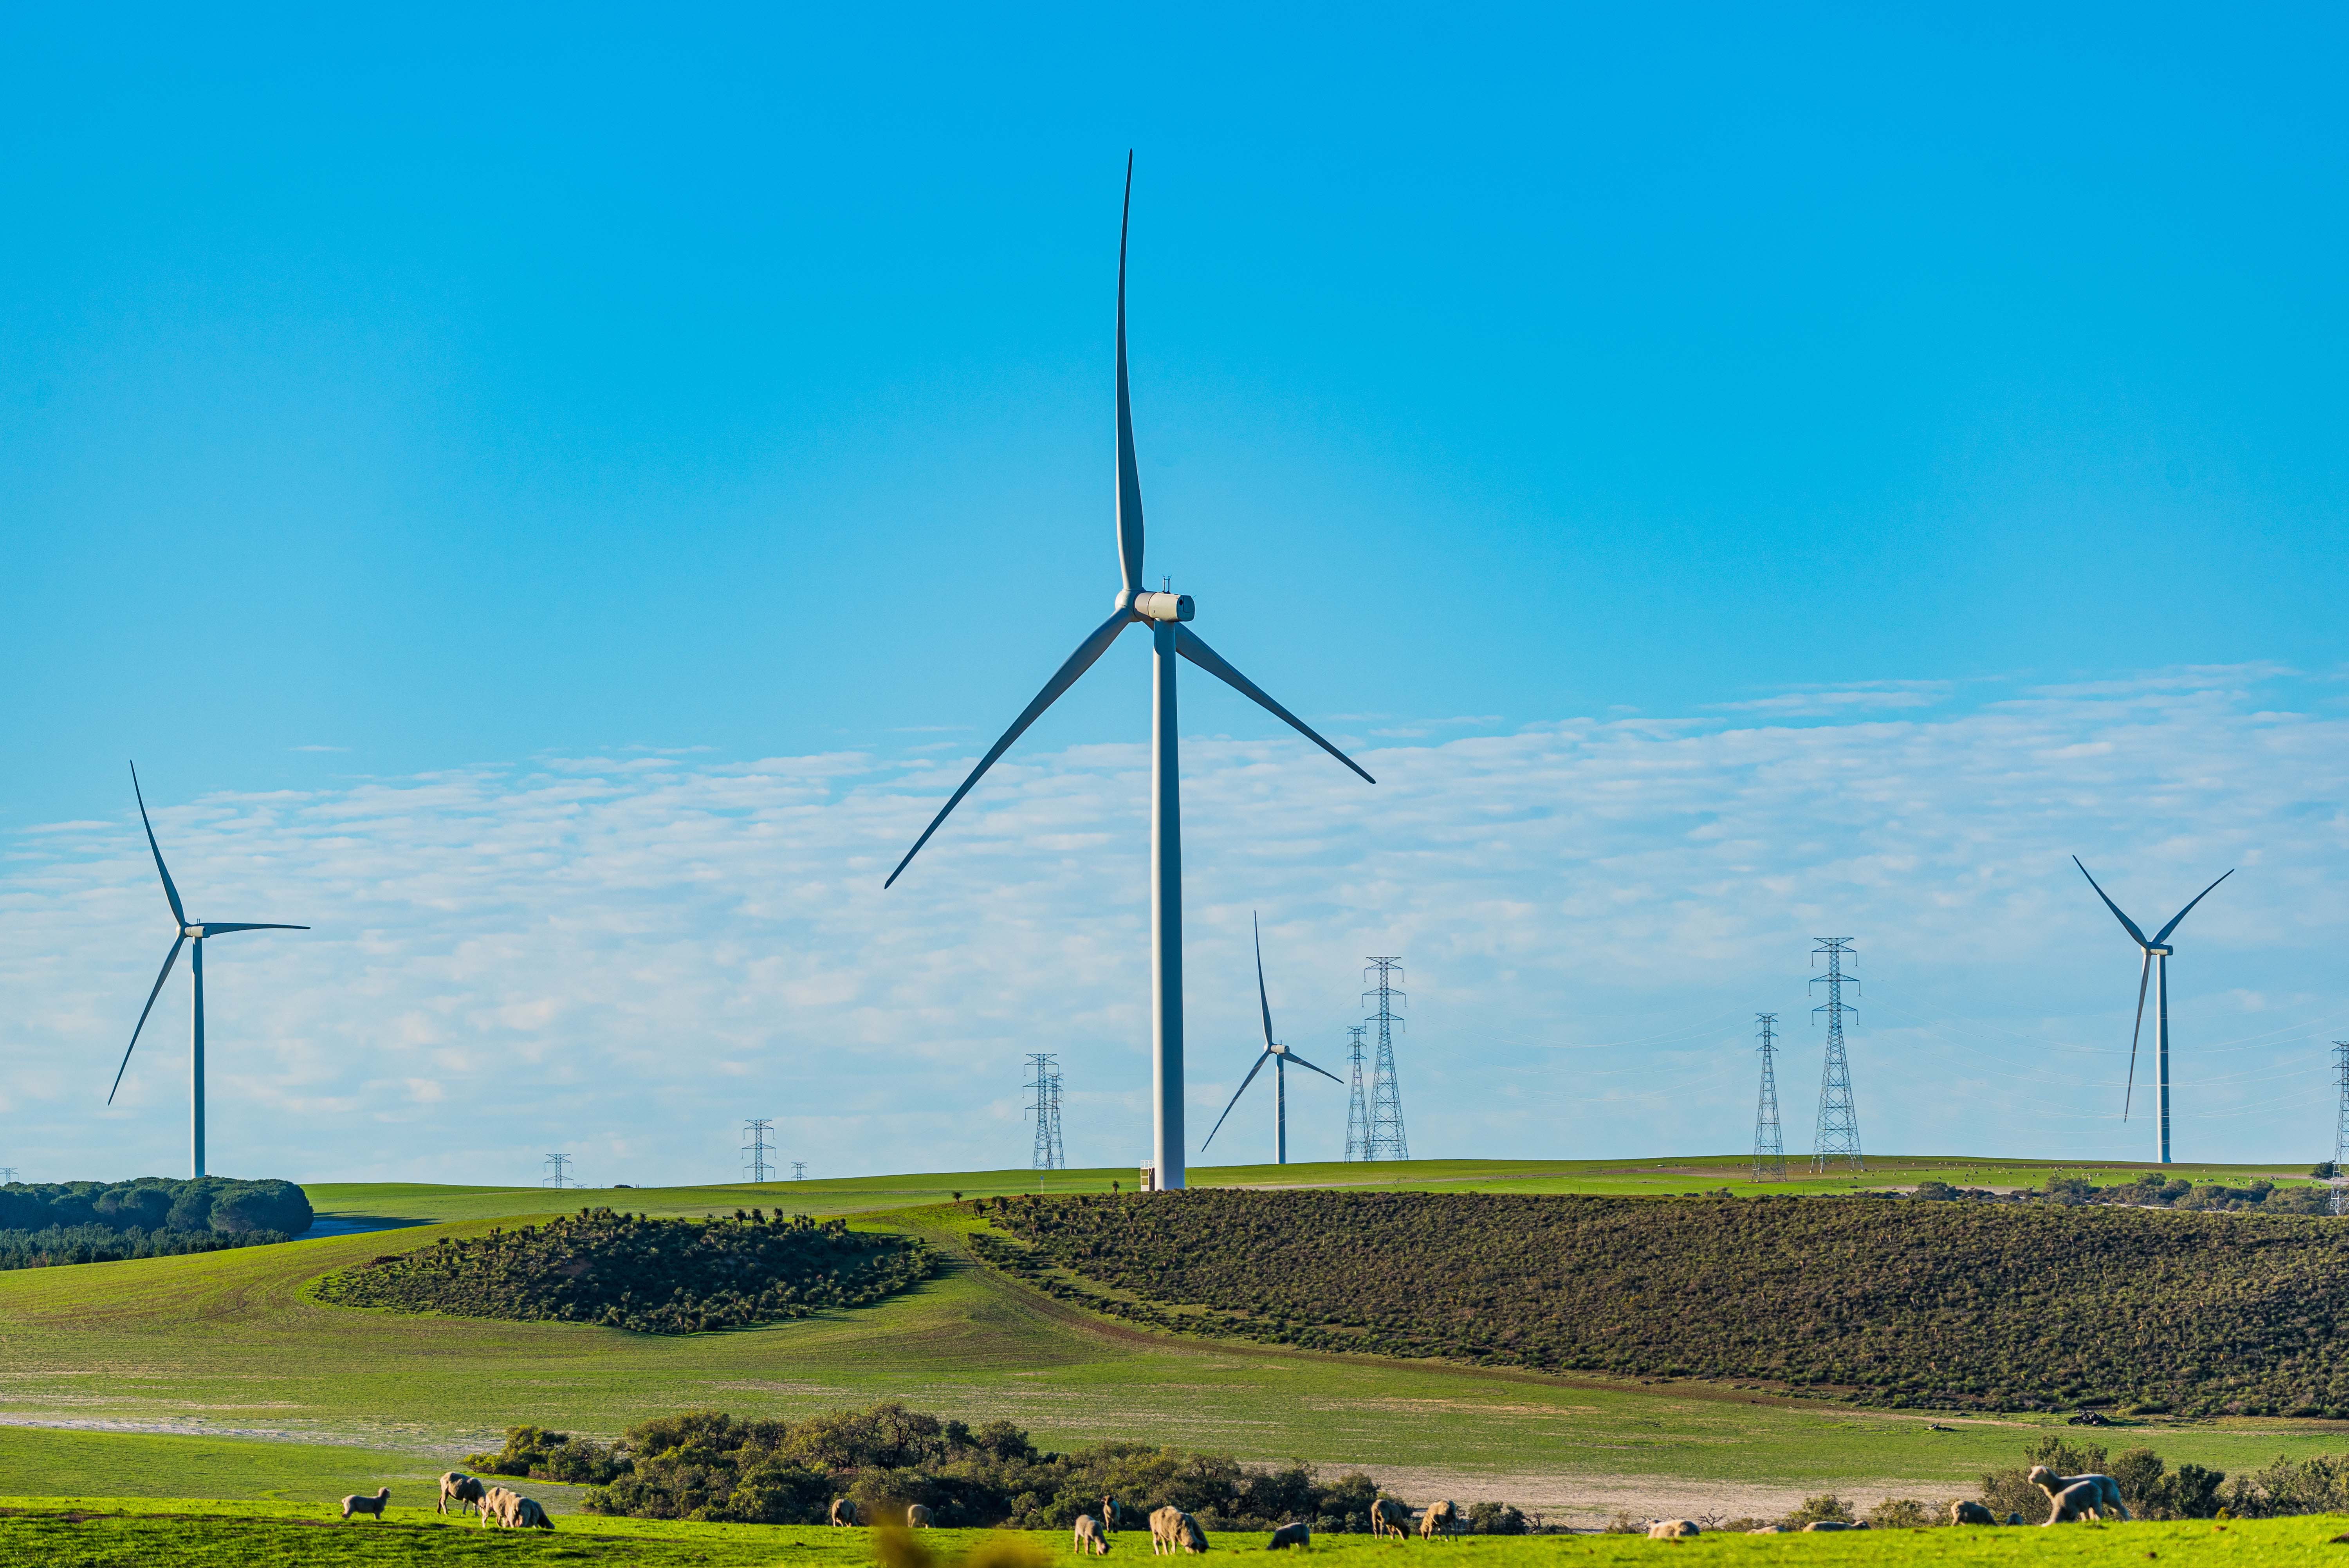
<box><xmin>1</xmin><ymin>667</ymin><xmax>2344</xmax><ymax>1185</ymax></box>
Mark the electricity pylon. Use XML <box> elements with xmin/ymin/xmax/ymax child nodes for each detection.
<box><xmin>1343</xmin><ymin>1025</ymin><xmax>1370</xmax><ymax>1161</ymax></box>
<box><xmin>1364</xmin><ymin>958</ymin><xmax>1409</xmax><ymax>1160</ymax></box>
<box><xmin>742</xmin><ymin>1119</ymin><xmax>774</xmax><ymax>1182</ymax></box>
<box><xmin>1810</xmin><ymin>938</ymin><xmax>1864</xmax><ymax>1173</ymax></box>
<box><xmin>1752</xmin><ymin>1013</ymin><xmax>1786</xmax><ymax>1181</ymax></box>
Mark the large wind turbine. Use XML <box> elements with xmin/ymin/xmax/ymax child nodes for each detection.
<box><xmin>884</xmin><ymin>157</ymin><xmax>1374</xmax><ymax>1190</ymax></box>
<box><xmin>107</xmin><ymin>763</ymin><xmax>308</xmax><ymax>1178</ymax></box>
<box><xmin>1202</xmin><ymin>913</ymin><xmax>1343</xmax><ymax>1164</ymax></box>
<box><xmin>2072</xmin><ymin>856</ymin><xmax>2233</xmax><ymax>1166</ymax></box>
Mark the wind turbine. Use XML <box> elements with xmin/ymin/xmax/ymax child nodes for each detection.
<box><xmin>106</xmin><ymin>763</ymin><xmax>308</xmax><ymax>1178</ymax></box>
<box><xmin>883</xmin><ymin>156</ymin><xmax>1374</xmax><ymax>1191</ymax></box>
<box><xmin>2072</xmin><ymin>856</ymin><xmax>2233</xmax><ymax>1166</ymax></box>
<box><xmin>1202</xmin><ymin>913</ymin><xmax>1343</xmax><ymax>1165</ymax></box>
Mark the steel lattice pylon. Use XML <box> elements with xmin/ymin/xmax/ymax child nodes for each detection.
<box><xmin>2331</xmin><ymin>1040</ymin><xmax>2349</xmax><ymax>1218</ymax></box>
<box><xmin>1363</xmin><ymin>958</ymin><xmax>1410</xmax><ymax>1160</ymax></box>
<box><xmin>1342</xmin><ymin>1025</ymin><xmax>1371</xmax><ymax>1161</ymax></box>
<box><xmin>1810</xmin><ymin>938</ymin><xmax>1864</xmax><ymax>1173</ymax></box>
<box><xmin>742</xmin><ymin>1118</ymin><xmax>774</xmax><ymax>1183</ymax></box>
<box><xmin>1025</xmin><ymin>1053</ymin><xmax>1064</xmax><ymax>1171</ymax></box>
<box><xmin>1752</xmin><ymin>1014</ymin><xmax>1786</xmax><ymax>1181</ymax></box>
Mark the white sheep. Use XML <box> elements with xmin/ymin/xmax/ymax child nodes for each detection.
<box><xmin>339</xmin><ymin>1487</ymin><xmax>390</xmax><ymax>1522</ymax></box>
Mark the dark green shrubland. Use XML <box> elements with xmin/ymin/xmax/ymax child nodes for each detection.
<box><xmin>0</xmin><ymin>1176</ymin><xmax>310</xmax><ymax>1270</ymax></box>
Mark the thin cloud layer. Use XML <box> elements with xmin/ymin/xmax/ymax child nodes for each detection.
<box><xmin>1</xmin><ymin>668</ymin><xmax>2343</xmax><ymax>1185</ymax></box>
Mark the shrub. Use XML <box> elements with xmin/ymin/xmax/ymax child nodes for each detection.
<box><xmin>1781</xmin><ymin>1495</ymin><xmax>1855</xmax><ymax>1528</ymax></box>
<box><xmin>314</xmin><ymin>1208</ymin><xmax>932</xmax><ymax>1333</ymax></box>
<box><xmin>467</xmin><ymin>1425</ymin><xmax>630</xmax><ymax>1485</ymax></box>
<box><xmin>1862</xmin><ymin>1497</ymin><xmax>1937</xmax><ymax>1529</ymax></box>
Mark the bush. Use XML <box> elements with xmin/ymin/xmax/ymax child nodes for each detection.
<box><xmin>576</xmin><ymin>1401</ymin><xmax>1498</xmax><ymax>1530</ymax></box>
<box><xmin>1781</xmin><ymin>1495</ymin><xmax>1855</xmax><ymax>1528</ymax></box>
<box><xmin>314</xmin><ymin>1208</ymin><xmax>932</xmax><ymax>1334</ymax></box>
<box><xmin>467</xmin><ymin>1425</ymin><xmax>630</xmax><ymax>1485</ymax></box>
<box><xmin>980</xmin><ymin>1189</ymin><xmax>2349</xmax><ymax>1414</ymax></box>
<box><xmin>1862</xmin><ymin>1497</ymin><xmax>1937</xmax><ymax>1529</ymax></box>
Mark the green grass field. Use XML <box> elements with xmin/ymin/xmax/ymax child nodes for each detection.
<box><xmin>5</xmin><ymin>1159</ymin><xmax>2345</xmax><ymax>1526</ymax></box>
<box><xmin>2</xmin><ymin>1498</ymin><xmax>2347</xmax><ymax>1567</ymax></box>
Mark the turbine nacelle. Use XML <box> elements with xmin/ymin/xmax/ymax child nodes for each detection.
<box><xmin>1125</xmin><ymin>590</ymin><xmax>1193</xmax><ymax>622</ymax></box>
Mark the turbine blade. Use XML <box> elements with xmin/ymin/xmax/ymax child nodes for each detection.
<box><xmin>1200</xmin><ymin>1050</ymin><xmax>1272</xmax><ymax>1151</ymax></box>
<box><xmin>198</xmin><ymin>923</ymin><xmax>310</xmax><ymax>935</ymax></box>
<box><xmin>1254</xmin><ymin>911</ymin><xmax>1276</xmax><ymax>1050</ymax></box>
<box><xmin>1115</xmin><ymin>150</ymin><xmax>1144</xmax><ymax>601</ymax></box>
<box><xmin>130</xmin><ymin>762</ymin><xmax>187</xmax><ymax>926</ymax></box>
<box><xmin>2151</xmin><ymin>868</ymin><xmax>2235</xmax><ymax>947</ymax></box>
<box><xmin>884</xmin><ymin>609</ymin><xmax>1135</xmax><ymax>888</ymax></box>
<box><xmin>2071</xmin><ymin>857</ymin><xmax>2150</xmax><ymax>947</ymax></box>
<box><xmin>2122</xmin><ymin>949</ymin><xmax>2150</xmax><ymax>1122</ymax></box>
<box><xmin>108</xmin><ymin>935</ymin><xmax>185</xmax><ymax>1105</ymax></box>
<box><xmin>1173</xmin><ymin>626</ymin><xmax>1375</xmax><ymax>785</ymax></box>
<box><xmin>1281</xmin><ymin>1048</ymin><xmax>1346</xmax><ymax>1087</ymax></box>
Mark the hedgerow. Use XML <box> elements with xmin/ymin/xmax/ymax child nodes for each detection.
<box><xmin>313</xmin><ymin>1207</ymin><xmax>933</xmax><ymax>1333</ymax></box>
<box><xmin>0</xmin><ymin>1176</ymin><xmax>311</xmax><ymax>1269</ymax></box>
<box><xmin>976</xmin><ymin>1189</ymin><xmax>2349</xmax><ymax>1415</ymax></box>
<box><xmin>0</xmin><ymin>1223</ymin><xmax>292</xmax><ymax>1271</ymax></box>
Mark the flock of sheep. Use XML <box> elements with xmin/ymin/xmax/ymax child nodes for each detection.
<box><xmin>1645</xmin><ymin>1466</ymin><xmax>2133</xmax><ymax>1539</ymax></box>
<box><xmin>331</xmin><ymin>1472</ymin><xmax>552</xmax><ymax>1529</ymax></box>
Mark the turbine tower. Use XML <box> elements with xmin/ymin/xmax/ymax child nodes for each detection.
<box><xmin>882</xmin><ymin>157</ymin><xmax>1375</xmax><ymax>1191</ymax></box>
<box><xmin>1202</xmin><ymin>913</ymin><xmax>1343</xmax><ymax>1164</ymax></box>
<box><xmin>105</xmin><ymin>764</ymin><xmax>308</xmax><ymax>1178</ymax></box>
<box><xmin>2072</xmin><ymin>857</ymin><xmax>2233</xmax><ymax>1165</ymax></box>
<box><xmin>1364</xmin><ymin>958</ymin><xmax>1409</xmax><ymax>1160</ymax></box>
<box><xmin>1752</xmin><ymin>1012</ymin><xmax>1785</xmax><ymax>1181</ymax></box>
<box><xmin>1342</xmin><ymin>1025</ymin><xmax>1370</xmax><ymax>1161</ymax></box>
<box><xmin>2333</xmin><ymin>1039</ymin><xmax>2349</xmax><ymax>1218</ymax></box>
<box><xmin>1810</xmin><ymin>938</ymin><xmax>1862</xmax><ymax>1173</ymax></box>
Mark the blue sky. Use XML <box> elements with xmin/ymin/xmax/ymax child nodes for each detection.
<box><xmin>2</xmin><ymin>8</ymin><xmax>2345</xmax><ymax>1182</ymax></box>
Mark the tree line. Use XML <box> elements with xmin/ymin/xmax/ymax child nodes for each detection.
<box><xmin>975</xmin><ymin>1189</ymin><xmax>2349</xmax><ymax>1415</ymax></box>
<box><xmin>314</xmin><ymin>1207</ymin><xmax>933</xmax><ymax>1333</ymax></box>
<box><xmin>0</xmin><ymin>1176</ymin><xmax>311</xmax><ymax>1270</ymax></box>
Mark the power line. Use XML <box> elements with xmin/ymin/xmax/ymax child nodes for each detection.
<box><xmin>742</xmin><ymin>1119</ymin><xmax>774</xmax><ymax>1183</ymax></box>
<box><xmin>0</xmin><ymin>1167</ymin><xmax>17</xmax><ymax>1183</ymax></box>
<box><xmin>542</xmin><ymin>1152</ymin><xmax>575</xmax><ymax>1189</ymax></box>
<box><xmin>1810</xmin><ymin>938</ymin><xmax>1864</xmax><ymax>1173</ymax></box>
<box><xmin>1752</xmin><ymin>1013</ymin><xmax>1786</xmax><ymax>1181</ymax></box>
<box><xmin>1025</xmin><ymin>1053</ymin><xmax>1064</xmax><ymax>1171</ymax></box>
<box><xmin>1342</xmin><ymin>1025</ymin><xmax>1371</xmax><ymax>1162</ymax></box>
<box><xmin>1364</xmin><ymin>958</ymin><xmax>1410</xmax><ymax>1161</ymax></box>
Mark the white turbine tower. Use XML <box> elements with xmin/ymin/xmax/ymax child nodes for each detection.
<box><xmin>106</xmin><ymin>764</ymin><xmax>308</xmax><ymax>1177</ymax></box>
<box><xmin>884</xmin><ymin>157</ymin><xmax>1374</xmax><ymax>1191</ymax></box>
<box><xmin>2072</xmin><ymin>856</ymin><xmax>2233</xmax><ymax>1166</ymax></box>
<box><xmin>1202</xmin><ymin>913</ymin><xmax>1344</xmax><ymax>1165</ymax></box>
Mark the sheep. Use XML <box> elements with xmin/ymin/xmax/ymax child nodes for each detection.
<box><xmin>1267</xmin><ymin>1523</ymin><xmax>1312</xmax><ymax>1550</ymax></box>
<box><xmin>509</xmin><ymin>1495</ymin><xmax>553</xmax><ymax>1530</ymax></box>
<box><xmin>831</xmin><ymin>1497</ymin><xmax>862</xmax><ymax>1527</ymax></box>
<box><xmin>478</xmin><ymin>1486</ymin><xmax>518</xmax><ymax>1528</ymax></box>
<box><xmin>2028</xmin><ymin>1465</ymin><xmax>2129</xmax><ymax>1521</ymax></box>
<box><xmin>1802</xmin><ymin>1520</ymin><xmax>1864</xmax><ymax>1532</ymax></box>
<box><xmin>1418</xmin><ymin>1500</ymin><xmax>1459</xmax><ymax>1541</ymax></box>
<box><xmin>1950</xmin><ymin>1501</ymin><xmax>1999</xmax><ymax>1526</ymax></box>
<box><xmin>438</xmin><ymin>1472</ymin><xmax>485</xmax><ymax>1515</ymax></box>
<box><xmin>1150</xmin><ymin>1505</ymin><xmax>1208</xmax><ymax>1554</ymax></box>
<box><xmin>1103</xmin><ymin>1496</ymin><xmax>1128</xmax><ymax>1532</ymax></box>
<box><xmin>907</xmin><ymin>1505</ymin><xmax>934</xmax><ymax>1528</ymax></box>
<box><xmin>1368</xmin><ymin>1498</ymin><xmax>1412</xmax><ymax>1542</ymax></box>
<box><xmin>1075</xmin><ymin>1514</ymin><xmax>1111</xmax><ymax>1555</ymax></box>
<box><xmin>1646</xmin><ymin>1519</ymin><xmax>1699</xmax><ymax>1538</ymax></box>
<box><xmin>339</xmin><ymin>1487</ymin><xmax>390</xmax><ymax>1522</ymax></box>
<box><xmin>2041</xmin><ymin>1480</ymin><xmax>2112</xmax><ymax>1526</ymax></box>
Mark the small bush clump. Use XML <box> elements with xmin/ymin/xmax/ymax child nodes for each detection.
<box><xmin>314</xmin><ymin>1207</ymin><xmax>933</xmax><ymax>1333</ymax></box>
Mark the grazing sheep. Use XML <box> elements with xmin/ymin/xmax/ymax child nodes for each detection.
<box><xmin>339</xmin><ymin>1487</ymin><xmax>390</xmax><ymax>1522</ymax></box>
<box><xmin>509</xmin><ymin>1495</ymin><xmax>552</xmax><ymax>1530</ymax></box>
<box><xmin>2028</xmin><ymin>1465</ymin><xmax>2129</xmax><ymax>1521</ymax></box>
<box><xmin>1368</xmin><ymin>1498</ymin><xmax>1412</xmax><ymax>1542</ymax></box>
<box><xmin>1950</xmin><ymin>1501</ymin><xmax>1998</xmax><ymax>1526</ymax></box>
<box><xmin>1075</xmin><ymin>1514</ymin><xmax>1111</xmax><ymax>1555</ymax></box>
<box><xmin>908</xmin><ymin>1505</ymin><xmax>934</xmax><ymax>1528</ymax></box>
<box><xmin>1150</xmin><ymin>1505</ymin><xmax>1208</xmax><ymax>1554</ymax></box>
<box><xmin>1418</xmin><ymin>1500</ymin><xmax>1459</xmax><ymax>1541</ymax></box>
<box><xmin>1802</xmin><ymin>1520</ymin><xmax>1858</xmax><ymax>1532</ymax></box>
<box><xmin>2042</xmin><ymin>1480</ymin><xmax>2110</xmax><ymax>1526</ymax></box>
<box><xmin>477</xmin><ymin>1486</ymin><xmax>516</xmax><ymax>1528</ymax></box>
<box><xmin>831</xmin><ymin>1498</ymin><xmax>861</xmax><ymax>1528</ymax></box>
<box><xmin>1746</xmin><ymin>1526</ymin><xmax>1789</xmax><ymax>1534</ymax></box>
<box><xmin>438</xmin><ymin>1472</ymin><xmax>485</xmax><ymax>1515</ymax></box>
<box><xmin>1267</xmin><ymin>1523</ymin><xmax>1311</xmax><ymax>1550</ymax></box>
<box><xmin>1646</xmin><ymin>1519</ymin><xmax>1699</xmax><ymax>1539</ymax></box>
<box><xmin>1103</xmin><ymin>1496</ymin><xmax>1128</xmax><ymax>1532</ymax></box>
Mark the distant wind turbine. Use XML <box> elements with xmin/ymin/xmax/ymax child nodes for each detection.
<box><xmin>107</xmin><ymin>764</ymin><xmax>308</xmax><ymax>1178</ymax></box>
<box><xmin>2072</xmin><ymin>856</ymin><xmax>2233</xmax><ymax>1166</ymax></box>
<box><xmin>1202</xmin><ymin>913</ymin><xmax>1344</xmax><ymax>1164</ymax></box>
<box><xmin>883</xmin><ymin>156</ymin><xmax>1374</xmax><ymax>1191</ymax></box>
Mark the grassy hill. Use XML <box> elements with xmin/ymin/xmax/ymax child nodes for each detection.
<box><xmin>6</xmin><ymin>1158</ymin><xmax>2348</xmax><ymax>1525</ymax></box>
